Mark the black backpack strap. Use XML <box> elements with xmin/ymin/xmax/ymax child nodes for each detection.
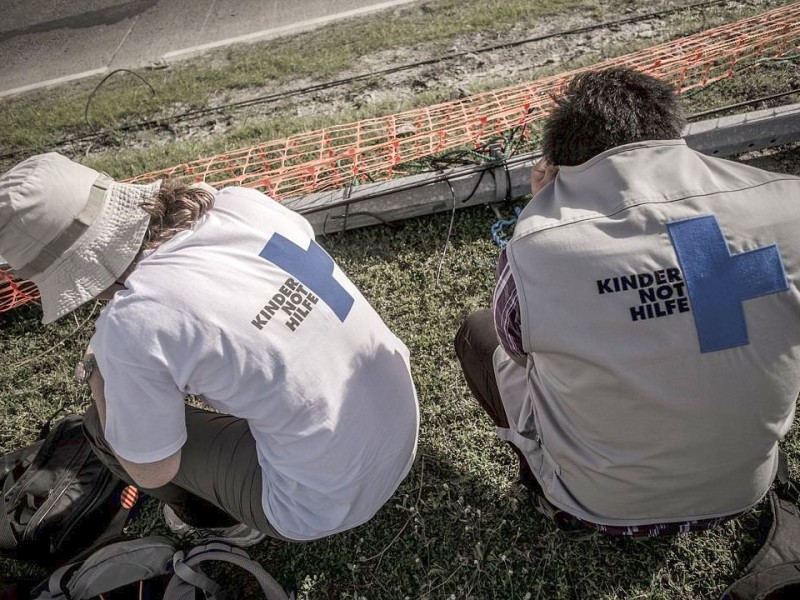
<box><xmin>721</xmin><ymin>451</ymin><xmax>800</xmax><ymax>600</ymax></box>
<box><xmin>37</xmin><ymin>406</ymin><xmax>68</xmax><ymax>440</ymax></box>
<box><xmin>0</xmin><ymin>439</ymin><xmax>43</xmax><ymax>551</ymax></box>
<box><xmin>721</xmin><ymin>561</ymin><xmax>800</xmax><ymax>600</ymax></box>
<box><xmin>81</xmin><ymin>485</ymin><xmax>139</xmax><ymax>551</ymax></box>
<box><xmin>170</xmin><ymin>550</ymin><xmax>226</xmax><ymax>599</ymax></box>
<box><xmin>0</xmin><ymin>471</ymin><xmax>21</xmax><ymax>549</ymax></box>
<box><xmin>776</xmin><ymin>450</ymin><xmax>800</xmax><ymax>505</ymax></box>
<box><xmin>33</xmin><ymin>562</ymin><xmax>76</xmax><ymax>600</ymax></box>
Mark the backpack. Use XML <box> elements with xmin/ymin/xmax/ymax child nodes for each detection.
<box><xmin>33</xmin><ymin>536</ymin><xmax>292</xmax><ymax>600</ymax></box>
<box><xmin>721</xmin><ymin>453</ymin><xmax>800</xmax><ymax>600</ymax></box>
<box><xmin>0</xmin><ymin>415</ymin><xmax>133</xmax><ymax>566</ymax></box>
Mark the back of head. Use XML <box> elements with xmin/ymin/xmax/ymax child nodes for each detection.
<box><xmin>542</xmin><ymin>67</ymin><xmax>686</xmax><ymax>167</ymax></box>
<box><xmin>139</xmin><ymin>180</ymin><xmax>215</xmax><ymax>252</ymax></box>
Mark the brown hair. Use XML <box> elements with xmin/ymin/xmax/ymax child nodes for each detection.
<box><xmin>139</xmin><ymin>180</ymin><xmax>215</xmax><ymax>251</ymax></box>
<box><xmin>542</xmin><ymin>68</ymin><xmax>686</xmax><ymax>166</ymax></box>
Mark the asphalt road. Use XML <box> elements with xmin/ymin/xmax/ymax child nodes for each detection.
<box><xmin>0</xmin><ymin>0</ymin><xmax>417</xmax><ymax>97</ymax></box>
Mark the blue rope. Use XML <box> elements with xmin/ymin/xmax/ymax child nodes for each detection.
<box><xmin>490</xmin><ymin>207</ymin><xmax>521</xmax><ymax>248</ymax></box>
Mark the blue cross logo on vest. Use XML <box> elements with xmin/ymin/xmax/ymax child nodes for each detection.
<box><xmin>667</xmin><ymin>215</ymin><xmax>788</xmax><ymax>353</ymax></box>
<box><xmin>259</xmin><ymin>234</ymin><xmax>354</xmax><ymax>321</ymax></box>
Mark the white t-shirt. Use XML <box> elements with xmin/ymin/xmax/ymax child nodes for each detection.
<box><xmin>91</xmin><ymin>187</ymin><xmax>419</xmax><ymax>540</ymax></box>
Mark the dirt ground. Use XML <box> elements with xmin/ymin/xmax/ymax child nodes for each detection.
<box><xmin>41</xmin><ymin>0</ymin><xmax>797</xmax><ymax>166</ymax></box>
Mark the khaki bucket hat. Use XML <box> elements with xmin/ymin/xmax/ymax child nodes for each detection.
<box><xmin>0</xmin><ymin>153</ymin><xmax>160</xmax><ymax>324</ymax></box>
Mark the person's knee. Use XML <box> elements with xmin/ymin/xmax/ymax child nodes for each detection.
<box><xmin>454</xmin><ymin>315</ymin><xmax>471</xmax><ymax>358</ymax></box>
<box><xmin>454</xmin><ymin>309</ymin><xmax>494</xmax><ymax>361</ymax></box>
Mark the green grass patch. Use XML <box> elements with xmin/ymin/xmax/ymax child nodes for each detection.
<box><xmin>2</xmin><ymin>184</ymin><xmax>797</xmax><ymax>596</ymax></box>
<box><xmin>3</xmin><ymin>0</ymin><xmax>794</xmax><ymax>158</ymax></box>
<box><xmin>4</xmin><ymin>0</ymin><xmax>793</xmax><ymax>181</ymax></box>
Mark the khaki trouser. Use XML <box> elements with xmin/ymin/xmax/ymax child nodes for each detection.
<box><xmin>83</xmin><ymin>403</ymin><xmax>292</xmax><ymax>540</ymax></box>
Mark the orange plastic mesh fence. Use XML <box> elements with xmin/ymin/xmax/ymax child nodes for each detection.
<box><xmin>125</xmin><ymin>3</ymin><xmax>800</xmax><ymax>196</ymax></box>
<box><xmin>0</xmin><ymin>266</ymin><xmax>39</xmax><ymax>315</ymax></box>
<box><xmin>2</xmin><ymin>3</ymin><xmax>799</xmax><ymax>313</ymax></box>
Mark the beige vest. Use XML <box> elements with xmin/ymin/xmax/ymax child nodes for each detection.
<box><xmin>497</xmin><ymin>140</ymin><xmax>800</xmax><ymax>525</ymax></box>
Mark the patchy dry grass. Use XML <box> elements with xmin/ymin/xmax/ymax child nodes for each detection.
<box><xmin>0</xmin><ymin>0</ymin><xmax>605</xmax><ymax>153</ymax></box>
<box><xmin>3</xmin><ymin>163</ymin><xmax>798</xmax><ymax>596</ymax></box>
<box><xmin>0</xmin><ymin>0</ymin><xmax>795</xmax><ymax>163</ymax></box>
<box><xmin>2</xmin><ymin>0</ymin><xmax>800</xmax><ymax>597</ymax></box>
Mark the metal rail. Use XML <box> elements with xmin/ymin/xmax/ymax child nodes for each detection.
<box><xmin>283</xmin><ymin>102</ymin><xmax>800</xmax><ymax>234</ymax></box>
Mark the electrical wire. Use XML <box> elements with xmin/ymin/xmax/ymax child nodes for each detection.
<box><xmin>296</xmin><ymin>149</ymin><xmax>540</xmax><ymax>217</ymax></box>
<box><xmin>84</xmin><ymin>69</ymin><xmax>157</xmax><ymax>132</ymax></box>
<box><xmin>434</xmin><ymin>175</ymin><xmax>458</xmax><ymax>287</ymax></box>
<box><xmin>294</xmin><ymin>77</ymin><xmax>800</xmax><ymax>217</ymax></box>
<box><xmin>297</xmin><ymin>72</ymin><xmax>800</xmax><ymax>216</ymax></box>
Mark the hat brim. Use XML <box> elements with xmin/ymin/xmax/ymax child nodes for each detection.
<box><xmin>34</xmin><ymin>181</ymin><xmax>160</xmax><ymax>324</ymax></box>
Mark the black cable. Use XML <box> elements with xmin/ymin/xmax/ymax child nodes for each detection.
<box><xmin>329</xmin><ymin>210</ymin><xmax>398</xmax><ymax>227</ymax></box>
<box><xmin>687</xmin><ymin>87</ymin><xmax>800</xmax><ymax>120</ymax></box>
<box><xmin>435</xmin><ymin>173</ymin><xmax>459</xmax><ymax>286</ymax></box>
<box><xmin>84</xmin><ymin>69</ymin><xmax>156</xmax><ymax>132</ymax></box>
<box><xmin>303</xmin><ymin>78</ymin><xmax>800</xmax><ymax>218</ymax></box>
<box><xmin>304</xmin><ymin>80</ymin><xmax>800</xmax><ymax>218</ymax></box>
<box><xmin>296</xmin><ymin>151</ymin><xmax>539</xmax><ymax>217</ymax></box>
<box><xmin>460</xmin><ymin>168</ymin><xmax>489</xmax><ymax>205</ymax></box>
<box><xmin>1</xmin><ymin>0</ymin><xmax>729</xmax><ymax>160</ymax></box>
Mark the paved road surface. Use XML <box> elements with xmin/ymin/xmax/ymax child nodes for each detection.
<box><xmin>0</xmin><ymin>0</ymin><xmax>417</xmax><ymax>97</ymax></box>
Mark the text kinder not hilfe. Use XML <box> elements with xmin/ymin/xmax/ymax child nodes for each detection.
<box><xmin>251</xmin><ymin>277</ymin><xmax>319</xmax><ymax>332</ymax></box>
<box><xmin>597</xmin><ymin>267</ymin><xmax>690</xmax><ymax>322</ymax></box>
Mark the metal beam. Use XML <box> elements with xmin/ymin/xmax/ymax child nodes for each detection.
<box><xmin>283</xmin><ymin>155</ymin><xmax>538</xmax><ymax>234</ymax></box>
<box><xmin>283</xmin><ymin>103</ymin><xmax>800</xmax><ymax>234</ymax></box>
<box><xmin>683</xmin><ymin>102</ymin><xmax>800</xmax><ymax>157</ymax></box>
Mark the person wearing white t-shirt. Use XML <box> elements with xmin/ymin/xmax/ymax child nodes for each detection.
<box><xmin>0</xmin><ymin>154</ymin><xmax>420</xmax><ymax>545</ymax></box>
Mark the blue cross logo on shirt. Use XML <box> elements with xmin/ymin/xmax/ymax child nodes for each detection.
<box><xmin>259</xmin><ymin>234</ymin><xmax>354</xmax><ymax>321</ymax></box>
<box><xmin>667</xmin><ymin>215</ymin><xmax>788</xmax><ymax>353</ymax></box>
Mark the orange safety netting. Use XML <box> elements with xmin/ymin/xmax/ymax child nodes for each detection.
<box><xmin>0</xmin><ymin>266</ymin><xmax>39</xmax><ymax>315</ymax></box>
<box><xmin>2</xmin><ymin>2</ymin><xmax>799</xmax><ymax>314</ymax></box>
<box><xmin>125</xmin><ymin>2</ymin><xmax>800</xmax><ymax>196</ymax></box>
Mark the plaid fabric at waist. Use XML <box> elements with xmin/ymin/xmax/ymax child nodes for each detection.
<box><xmin>533</xmin><ymin>483</ymin><xmax>739</xmax><ymax>537</ymax></box>
<box><xmin>519</xmin><ymin>455</ymin><xmax>740</xmax><ymax>537</ymax></box>
<box><xmin>571</xmin><ymin>512</ymin><xmax>738</xmax><ymax>537</ymax></box>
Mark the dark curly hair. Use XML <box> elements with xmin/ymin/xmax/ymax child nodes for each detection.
<box><xmin>542</xmin><ymin>68</ymin><xmax>686</xmax><ymax>167</ymax></box>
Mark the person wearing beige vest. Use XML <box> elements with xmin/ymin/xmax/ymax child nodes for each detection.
<box><xmin>455</xmin><ymin>67</ymin><xmax>800</xmax><ymax>536</ymax></box>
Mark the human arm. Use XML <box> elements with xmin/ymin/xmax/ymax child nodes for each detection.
<box><xmin>531</xmin><ymin>158</ymin><xmax>559</xmax><ymax>195</ymax></box>
<box><xmin>82</xmin><ymin>347</ymin><xmax>182</xmax><ymax>489</ymax></box>
<box><xmin>492</xmin><ymin>249</ymin><xmax>527</xmax><ymax>367</ymax></box>
<box><xmin>491</xmin><ymin>157</ymin><xmax>555</xmax><ymax>365</ymax></box>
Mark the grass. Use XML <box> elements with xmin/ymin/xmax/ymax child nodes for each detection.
<box><xmin>58</xmin><ymin>6</ymin><xmax>800</xmax><ymax>183</ymax></box>
<box><xmin>0</xmin><ymin>0</ymin><xmax>607</xmax><ymax>154</ymax></box>
<box><xmin>3</xmin><ymin>189</ymin><xmax>797</xmax><ymax>597</ymax></box>
<box><xmin>1</xmin><ymin>0</ymin><xmax>795</xmax><ymax>160</ymax></box>
<box><xmin>2</xmin><ymin>0</ymin><xmax>800</xmax><ymax>597</ymax></box>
